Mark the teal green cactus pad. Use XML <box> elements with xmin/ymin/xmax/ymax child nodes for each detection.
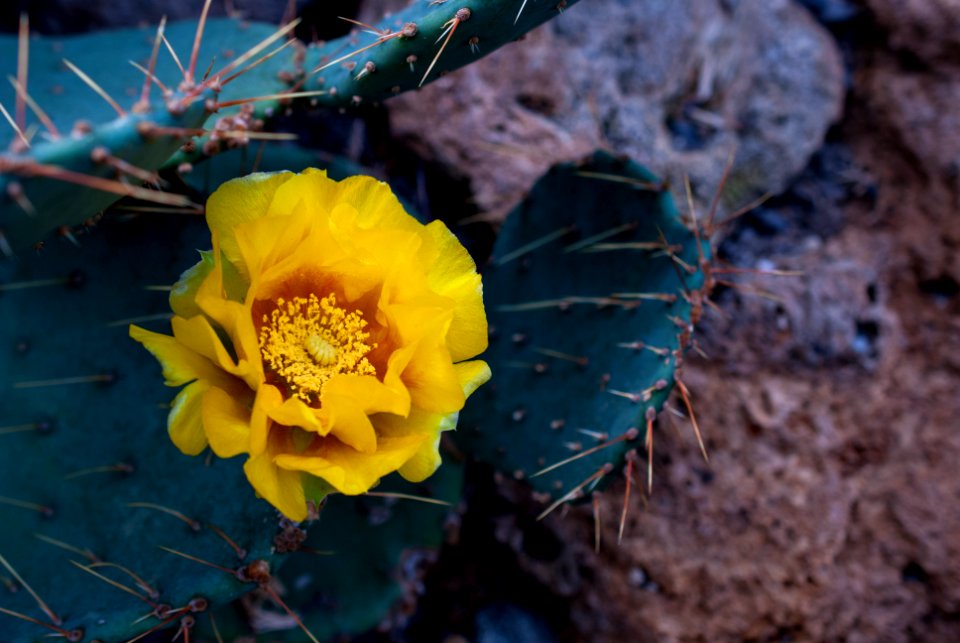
<box><xmin>182</xmin><ymin>144</ymin><xmax>369</xmax><ymax>197</ymax></box>
<box><xmin>0</xmin><ymin>2</ymin><xmax>587</xmax><ymax>252</ymax></box>
<box><xmin>0</xmin><ymin>215</ymin><xmax>289</xmax><ymax>642</ymax></box>
<box><xmin>305</xmin><ymin>0</ymin><xmax>584</xmax><ymax>107</ymax></box>
<box><xmin>457</xmin><ymin>151</ymin><xmax>709</xmax><ymax>501</ymax></box>
<box><xmin>0</xmin><ymin>18</ymin><xmax>292</xmax><ymax>253</ymax></box>
<box><xmin>280</xmin><ymin>462</ymin><xmax>462</xmax><ymax>641</ymax></box>
<box><xmin>196</xmin><ymin>463</ymin><xmax>463</xmax><ymax>641</ymax></box>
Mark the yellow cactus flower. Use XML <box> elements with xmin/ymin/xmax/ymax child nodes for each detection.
<box><xmin>131</xmin><ymin>170</ymin><xmax>490</xmax><ymax>521</ymax></box>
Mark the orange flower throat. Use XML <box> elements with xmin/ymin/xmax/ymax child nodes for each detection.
<box><xmin>258</xmin><ymin>293</ymin><xmax>377</xmax><ymax>403</ymax></box>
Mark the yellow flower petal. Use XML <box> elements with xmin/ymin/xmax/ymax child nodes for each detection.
<box><xmin>318</xmin><ymin>390</ymin><xmax>378</xmax><ymax>454</ymax></box>
<box><xmin>422</xmin><ymin>220</ymin><xmax>488</xmax><ymax>362</ymax></box>
<box><xmin>168</xmin><ymin>380</ymin><xmax>209</xmax><ymax>456</ymax></box>
<box><xmin>206</xmin><ymin>171</ymin><xmax>295</xmax><ymax>278</ymax></box>
<box><xmin>331</xmin><ymin>175</ymin><xmax>422</xmax><ymax>234</ymax></box>
<box><xmin>399</xmin><ymin>317</ymin><xmax>466</xmax><ymax>414</ymax></box>
<box><xmin>274</xmin><ymin>434</ymin><xmax>427</xmax><ymax>495</ymax></box>
<box><xmin>169</xmin><ymin>251</ymin><xmax>214</xmax><ymax>319</ymax></box>
<box><xmin>324</xmin><ymin>374</ymin><xmax>410</xmax><ymax>417</ymax></box>
<box><xmin>243</xmin><ymin>430</ymin><xmax>307</xmax><ymax>521</ymax></box>
<box><xmin>249</xmin><ymin>384</ymin><xmax>278</xmax><ymax>457</ymax></box>
<box><xmin>266</xmin><ymin>168</ymin><xmax>341</xmax><ymax>223</ymax></box>
<box><xmin>392</xmin><ymin>360</ymin><xmax>490</xmax><ymax>482</ymax></box>
<box><xmin>453</xmin><ymin>359</ymin><xmax>492</xmax><ymax>397</ymax></box>
<box><xmin>396</xmin><ymin>412</ymin><xmax>458</xmax><ymax>483</ymax></box>
<box><xmin>234</xmin><ymin>209</ymin><xmax>317</xmax><ymax>281</ymax></box>
<box><xmin>264</xmin><ymin>395</ymin><xmax>324</xmax><ymax>434</ymax></box>
<box><xmin>171</xmin><ymin>315</ymin><xmax>245</xmax><ymax>378</ymax></box>
<box><xmin>201</xmin><ymin>386</ymin><xmax>251</xmax><ymax>458</ymax></box>
<box><xmin>130</xmin><ymin>325</ymin><xmax>224</xmax><ymax>387</ymax></box>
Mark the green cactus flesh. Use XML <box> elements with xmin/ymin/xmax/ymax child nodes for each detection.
<box><xmin>182</xmin><ymin>143</ymin><xmax>371</xmax><ymax>198</ymax></box>
<box><xmin>457</xmin><ymin>151</ymin><xmax>709</xmax><ymax>499</ymax></box>
<box><xmin>199</xmin><ymin>462</ymin><xmax>463</xmax><ymax>641</ymax></box>
<box><xmin>0</xmin><ymin>18</ymin><xmax>291</xmax><ymax>254</ymax></box>
<box><xmin>0</xmin><ymin>214</ymin><xmax>289</xmax><ymax>643</ymax></box>
<box><xmin>303</xmin><ymin>0</ymin><xmax>583</xmax><ymax>107</ymax></box>
<box><xmin>1</xmin><ymin>1</ymin><xmax>585</xmax><ymax>253</ymax></box>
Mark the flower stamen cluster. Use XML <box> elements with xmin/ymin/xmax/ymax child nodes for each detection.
<box><xmin>258</xmin><ymin>293</ymin><xmax>376</xmax><ymax>403</ymax></box>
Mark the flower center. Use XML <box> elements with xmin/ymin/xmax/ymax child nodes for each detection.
<box><xmin>258</xmin><ymin>293</ymin><xmax>377</xmax><ymax>403</ymax></box>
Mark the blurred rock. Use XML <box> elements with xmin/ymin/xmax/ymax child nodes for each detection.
<box><xmin>796</xmin><ymin>0</ymin><xmax>862</xmax><ymax>23</ymax></box>
<box><xmin>865</xmin><ymin>0</ymin><xmax>960</xmax><ymax>63</ymax></box>
<box><xmin>475</xmin><ymin>603</ymin><xmax>556</xmax><ymax>643</ymax></box>
<box><xmin>388</xmin><ymin>0</ymin><xmax>845</xmax><ymax>217</ymax></box>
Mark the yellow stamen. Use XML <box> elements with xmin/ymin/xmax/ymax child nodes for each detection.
<box><xmin>259</xmin><ymin>293</ymin><xmax>376</xmax><ymax>402</ymax></box>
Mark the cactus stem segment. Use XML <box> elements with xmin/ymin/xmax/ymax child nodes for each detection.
<box><xmin>421</xmin><ymin>8</ymin><xmax>471</xmax><ymax>87</ymax></box>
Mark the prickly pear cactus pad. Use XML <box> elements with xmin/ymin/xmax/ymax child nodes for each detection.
<box><xmin>458</xmin><ymin>151</ymin><xmax>710</xmax><ymax>502</ymax></box>
<box><xmin>304</xmin><ymin>0</ymin><xmax>584</xmax><ymax>107</ymax></box>
<box><xmin>278</xmin><ymin>462</ymin><xmax>462</xmax><ymax>641</ymax></box>
<box><xmin>0</xmin><ymin>215</ymin><xmax>288</xmax><ymax>642</ymax></box>
<box><xmin>202</xmin><ymin>462</ymin><xmax>463</xmax><ymax>641</ymax></box>
<box><xmin>0</xmin><ymin>18</ymin><xmax>293</xmax><ymax>253</ymax></box>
